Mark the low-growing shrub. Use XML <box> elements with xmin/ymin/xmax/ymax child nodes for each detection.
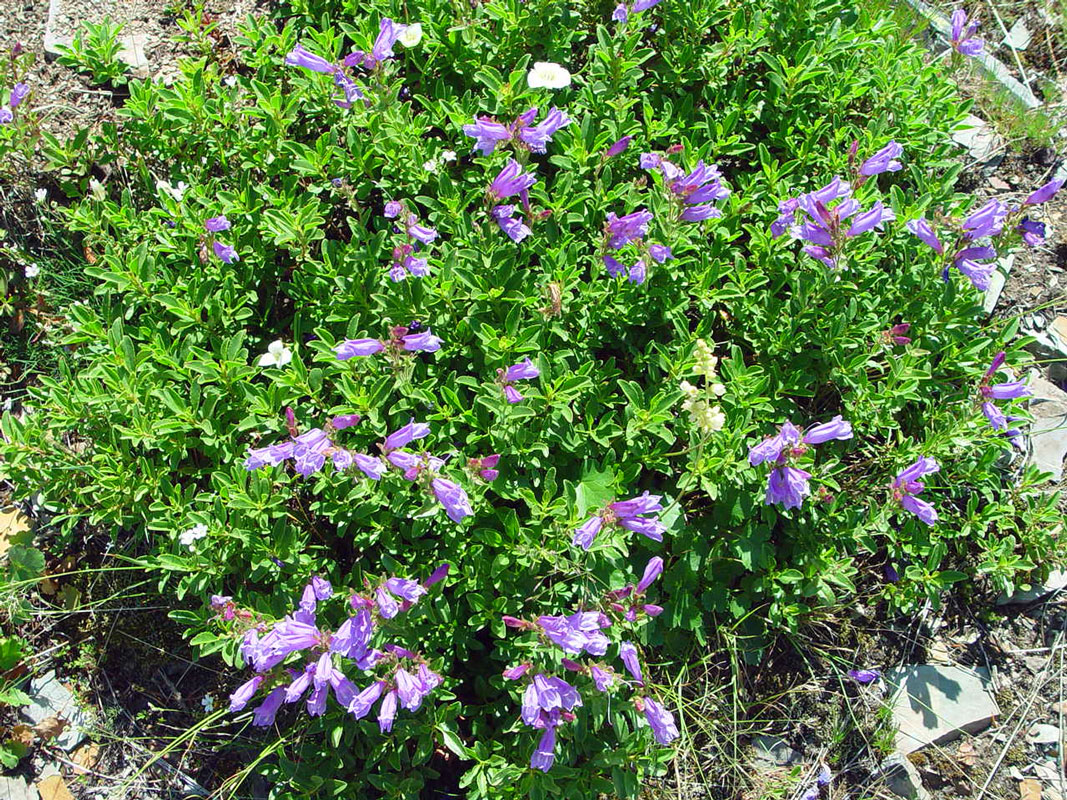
<box><xmin>1</xmin><ymin>0</ymin><xmax>1062</xmax><ymax>795</ymax></box>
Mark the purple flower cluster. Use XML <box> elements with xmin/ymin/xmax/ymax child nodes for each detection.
<box><xmin>496</xmin><ymin>357</ymin><xmax>540</xmax><ymax>403</ymax></box>
<box><xmin>203</xmin><ymin>214</ymin><xmax>239</xmax><ymax>264</ymax></box>
<box><xmin>486</xmin><ymin>160</ymin><xmax>539</xmax><ymax>243</ymax></box>
<box><xmin>227</xmin><ymin>571</ymin><xmax>445</xmax><ymax>729</ymax></box>
<box><xmin>335</xmin><ymin>324</ymin><xmax>442</xmax><ymax>362</ymax></box>
<box><xmin>383</xmin><ymin>200</ymin><xmax>438</xmax><ymax>281</ymax></box>
<box><xmin>244</xmin><ymin>412</ymin><xmax>473</xmax><ymax>523</ymax></box>
<box><xmin>640</xmin><ymin>152</ymin><xmax>730</xmax><ymax>222</ymax></box>
<box><xmin>611</xmin><ymin>0</ymin><xmax>665</xmax><ymax>23</ymax></box>
<box><xmin>573</xmin><ymin>490</ymin><xmax>666</xmax><ymax>549</ymax></box>
<box><xmin>0</xmin><ymin>81</ymin><xmax>28</xmax><ymax>124</ymax></box>
<box><xmin>748</xmin><ymin>416</ymin><xmax>853</xmax><ymax>509</ymax></box>
<box><xmin>951</xmin><ymin>8</ymin><xmax>984</xmax><ymax>56</ymax></box>
<box><xmin>601</xmin><ymin>209</ymin><xmax>672</xmax><ymax>284</ymax></box>
<box><xmin>978</xmin><ymin>351</ymin><xmax>1031</xmax><ymax>431</ymax></box>
<box><xmin>891</xmin><ymin>457</ymin><xmax>940</xmax><ymax>526</ymax></box>
<box><xmin>463</xmin><ymin>106</ymin><xmax>572</xmax><ymax>156</ymax></box>
<box><xmin>284</xmin><ymin>43</ymin><xmax>365</xmax><ymax>109</ymax></box>
<box><xmin>502</xmin><ymin>559</ymin><xmax>677</xmax><ymax>771</ymax></box>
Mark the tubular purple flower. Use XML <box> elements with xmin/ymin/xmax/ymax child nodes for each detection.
<box><xmin>858</xmin><ymin>141</ymin><xmax>903</xmax><ymax>176</ymax></box>
<box><xmin>229</xmin><ymin>675</ymin><xmax>264</xmax><ymax>712</ymax></box>
<box><xmin>605</xmin><ymin>209</ymin><xmax>653</xmax><ymax>249</ymax></box>
<box><xmin>353</xmin><ymin>453</ymin><xmax>386</xmax><ymax>480</ymax></box>
<box><xmin>612</xmin><ymin>3</ymin><xmax>629</xmax><ymax>22</ymax></box>
<box><xmin>384</xmin><ymin>421</ymin><xmax>430</xmax><ymax>451</ymax></box>
<box><xmin>331</xmin><ymin>414</ymin><xmax>361</xmax><ymax>429</ymax></box>
<box><xmin>648</xmin><ymin>244</ymin><xmax>672</xmax><ymax>263</ymax></box>
<box><xmin>490</xmin><ymin>159</ymin><xmax>537</xmax><ymax>201</ymax></box>
<box><xmin>803</xmin><ymin>415</ymin><xmax>853</xmax><ymax>445</ymax></box>
<box><xmin>395</xmin><ymin>669</ymin><xmax>425</xmax><ymax>711</ymax></box>
<box><xmin>907</xmin><ymin>217</ymin><xmax>943</xmax><ymax>254</ymax></box>
<box><xmin>251</xmin><ymin>687</ymin><xmax>287</xmax><ymax>726</ymax></box>
<box><xmin>406</xmin><ymin>217</ymin><xmax>438</xmax><ymax>245</ymax></box>
<box><xmin>371</xmin><ymin>18</ymin><xmax>401</xmax><ymax>62</ymax></box>
<box><xmin>431</xmin><ymin>477</ymin><xmax>473</xmax><ymax>523</ymax></box>
<box><xmin>531</xmin><ymin>726</ymin><xmax>556</xmax><ymax>772</ymax></box>
<box><xmin>204</xmin><ymin>215</ymin><xmax>230</xmax><ymax>232</ymax></box>
<box><xmin>348</xmin><ymin>680</ymin><xmax>385</xmax><ymax>719</ymax></box>
<box><xmin>375</xmin><ymin>586</ymin><xmax>400</xmax><ymax>619</ymax></box>
<box><xmin>591</xmin><ymin>665</ymin><xmax>616</xmax><ymax>691</ymax></box>
<box><xmin>962</xmin><ymin>199</ymin><xmax>1007</xmax><ymax>239</ymax></box>
<box><xmin>982</xmin><ymin>401</ymin><xmax>1007</xmax><ymax>431</ymax></box>
<box><xmin>311</xmin><ymin>575</ymin><xmax>332</xmax><ymax>600</ymax></box>
<box><xmin>519</xmin><ymin>107</ymin><xmax>572</xmax><ymax>153</ymax></box>
<box><xmin>603</xmin><ymin>255</ymin><xmax>625</xmax><ymax>277</ymax></box>
<box><xmin>385</xmin><ymin>577</ymin><xmax>427</xmax><ymax>603</ymax></box>
<box><xmin>765</xmin><ymin>466</ymin><xmax>812</xmax><ymax>509</ymax></box>
<box><xmin>632</xmin><ymin>0</ymin><xmax>665</xmax><ymax>10</ymax></box>
<box><xmin>680</xmin><ymin>205</ymin><xmax>722</xmax><ymax>222</ymax></box>
<box><xmin>10</xmin><ymin>83</ymin><xmax>29</xmax><ymax>109</ymax></box>
<box><xmin>619</xmin><ymin>642</ymin><xmax>644</xmax><ymax>685</ymax></box>
<box><xmin>846</xmin><ymin>202</ymin><xmax>895</xmax><ymax>237</ymax></box>
<box><xmin>503</xmin><ymin>663</ymin><xmax>532</xmax><ymax>680</ymax></box>
<box><xmin>985</xmin><ymin>380</ymin><xmax>1030</xmax><ymax>400</ymax></box>
<box><xmin>213</xmin><ymin>241</ymin><xmax>238</xmax><ymax>264</ymax></box>
<box><xmin>619</xmin><ymin>516</ymin><xmax>664</xmax><ymax>541</ymax></box>
<box><xmin>848</xmin><ymin>668</ymin><xmax>881</xmax><ymax>684</ymax></box>
<box><xmin>285</xmin><ymin>44</ymin><xmax>338</xmax><ymax>74</ymax></box>
<box><xmin>955</xmin><ymin>257</ymin><xmax>996</xmax><ymax>291</ymax></box>
<box><xmin>463</xmin><ymin>116</ymin><xmax>511</xmax><ymax>156</ymax></box>
<box><xmin>1025</xmin><ymin>179</ymin><xmax>1064</xmax><ymax>206</ymax></box>
<box><xmin>424</xmin><ymin>563</ymin><xmax>450</xmax><ymax>587</ymax></box>
<box><xmin>384</xmin><ymin>200</ymin><xmax>403</xmax><ymax>218</ymax></box>
<box><xmin>605</xmin><ymin>135</ymin><xmax>632</xmax><ymax>158</ymax></box>
<box><xmin>572</xmin><ymin>515</ymin><xmax>603</xmax><ymax>550</ymax></box>
<box><xmin>504</xmin><ymin>358</ymin><xmax>540</xmax><ymax>382</ymax></box>
<box><xmin>377</xmin><ymin>689</ymin><xmax>398</xmax><ymax>732</ymax></box>
<box><xmin>636</xmin><ymin>557</ymin><xmax>664</xmax><ymax>592</ymax></box>
<box><xmin>951</xmin><ymin>9</ymin><xmax>984</xmax><ymax>55</ymax></box>
<box><xmin>1018</xmin><ymin>218</ymin><xmax>1046</xmax><ymax>247</ymax></box>
<box><xmin>492</xmin><ymin>205</ymin><xmax>532</xmax><ymax>243</ymax></box>
<box><xmin>901</xmin><ymin>495</ymin><xmax>938</xmax><ymax>525</ymax></box>
<box><xmin>402</xmin><ymin>331</ymin><xmax>442</xmax><ymax>352</ymax></box>
<box><xmin>641</xmin><ymin>697</ymin><xmax>679</xmax><ymax>744</ymax></box>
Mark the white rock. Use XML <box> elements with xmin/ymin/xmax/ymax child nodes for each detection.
<box><xmin>998</xmin><ymin>570</ymin><xmax>1067</xmax><ymax>605</ymax></box>
<box><xmin>1028</xmin><ymin>723</ymin><xmax>1060</xmax><ymax>745</ymax></box>
<box><xmin>751</xmin><ymin>734</ymin><xmax>800</xmax><ymax>766</ymax></box>
<box><xmin>885</xmin><ymin>665</ymin><xmax>1000</xmax><ymax>753</ymax></box>
<box><xmin>951</xmin><ymin>115</ymin><xmax>1004</xmax><ymax>163</ymax></box>
<box><xmin>0</xmin><ymin>777</ymin><xmax>39</xmax><ymax>800</ymax></box>
<box><xmin>881</xmin><ymin>753</ymin><xmax>931</xmax><ymax>800</ymax></box>
<box><xmin>1002</xmin><ymin>18</ymin><xmax>1032</xmax><ymax>51</ymax></box>
<box><xmin>983</xmin><ymin>253</ymin><xmax>1014</xmax><ymax>314</ymax></box>
<box><xmin>20</xmin><ymin>671</ymin><xmax>88</xmax><ymax>751</ymax></box>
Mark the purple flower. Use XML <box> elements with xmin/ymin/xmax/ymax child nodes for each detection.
<box><xmin>639</xmin><ymin>152</ymin><xmax>661</xmax><ymax>170</ymax></box>
<box><xmin>204</xmin><ymin>215</ymin><xmax>231</xmax><ymax>232</ymax></box>
<box><xmin>892</xmin><ymin>456</ymin><xmax>939</xmax><ymax>526</ymax></box>
<box><xmin>431</xmin><ymin>477</ymin><xmax>473</xmax><ymax>523</ymax></box>
<box><xmin>1025</xmin><ymin>179</ymin><xmax>1063</xmax><ymax>206</ymax></box>
<box><xmin>951</xmin><ymin>9</ymin><xmax>984</xmax><ymax>55</ymax></box>
<box><xmin>335</xmin><ymin>338</ymin><xmax>385</xmax><ymax>359</ymax></box>
<box><xmin>371</xmin><ymin>18</ymin><xmax>402</xmax><ymax>63</ymax></box>
<box><xmin>648</xmin><ymin>244</ymin><xmax>673</xmax><ymax>263</ymax></box>
<box><xmin>402</xmin><ymin>330</ymin><xmax>442</xmax><ymax>352</ymax></box>
<box><xmin>605</xmin><ymin>135</ymin><xmax>632</xmax><ymax>158</ymax></box>
<box><xmin>489</xmin><ymin>159</ymin><xmax>537</xmax><ymax>201</ymax></box>
<box><xmin>982</xmin><ymin>400</ymin><xmax>1007</xmax><ymax>430</ymax></box>
<box><xmin>639</xmin><ymin>697</ymin><xmax>679</xmax><ymax>745</ymax></box>
<box><xmin>406</xmin><ymin>215</ymin><xmax>438</xmax><ymax>245</ymax></box>
<box><xmin>463</xmin><ymin>116</ymin><xmax>511</xmax><ymax>155</ymax></box>
<box><xmin>332</xmin><ymin>73</ymin><xmax>364</xmax><ymax>108</ymax></box>
<box><xmin>573</xmin><ymin>491</ymin><xmax>665</xmax><ymax>550</ymax></box>
<box><xmin>492</xmin><ymin>205</ymin><xmax>532</xmax><ymax>242</ymax></box>
<box><xmin>668</xmin><ymin>161</ymin><xmax>730</xmax><ymax>214</ymax></box>
<box><xmin>1018</xmin><ymin>218</ymin><xmax>1046</xmax><ymax>247</ymax></box>
<box><xmin>229</xmin><ymin>675</ymin><xmax>264</xmax><ymax>712</ymax></box>
<box><xmin>213</xmin><ymin>241</ymin><xmax>239</xmax><ymax>264</ymax></box>
<box><xmin>531</xmin><ymin>726</ymin><xmax>556</xmax><ymax>772</ymax></box>
<box><xmin>285</xmin><ymin>44</ymin><xmax>338</xmax><ymax>74</ymax></box>
<box><xmin>0</xmin><ymin>108</ymin><xmax>12</xmax><ymax>125</ymax></box>
<box><xmin>383</xmin><ymin>420</ymin><xmax>430</xmax><ymax>451</ymax></box>
<box><xmin>353</xmin><ymin>453</ymin><xmax>386</xmax><ymax>479</ymax></box>
<box><xmin>10</xmin><ymin>83</ymin><xmax>29</xmax><ymax>109</ymax></box>
<box><xmin>846</xmin><ymin>201</ymin><xmax>895</xmax><ymax>237</ymax></box>
<box><xmin>953</xmin><ymin>250</ymin><xmax>997</xmax><ymax>291</ymax></box>
<box><xmin>605</xmin><ymin>209</ymin><xmax>653</xmax><ymax>249</ymax></box>
<box><xmin>251</xmin><ymin>687</ymin><xmax>287</xmax><ymax>726</ymax></box>
<box><xmin>765</xmin><ymin>465</ymin><xmax>812</xmax><ymax>509</ymax></box>
<box><xmin>636</xmin><ymin>557</ymin><xmax>664</xmax><ymax>592</ymax></box>
<box><xmin>748</xmin><ymin>421</ymin><xmax>802</xmax><ymax>466</ymax></box>
<box><xmin>858</xmin><ymin>141</ymin><xmax>903</xmax><ymax>176</ymax></box>
<box><xmin>803</xmin><ymin>415</ymin><xmax>854</xmax><ymax>445</ymax></box>
<box><xmin>961</xmin><ymin>198</ymin><xmax>1007</xmax><ymax>240</ymax></box>
<box><xmin>538</xmin><ymin>613</ymin><xmax>609</xmax><ymax>656</ymax></box>
<box><xmin>377</xmin><ymin>689</ymin><xmax>398</xmax><ymax>732</ymax></box>
<box><xmin>519</xmin><ymin>107</ymin><xmax>572</xmax><ymax>153</ymax></box>
<box><xmin>848</xmin><ymin>668</ymin><xmax>882</xmax><ymax>684</ymax></box>
<box><xmin>907</xmin><ymin>217</ymin><xmax>944</xmax><ymax>254</ymax></box>
<box><xmin>331</xmin><ymin>414</ymin><xmax>361</xmax><ymax>430</ymax></box>
<box><xmin>632</xmin><ymin>0</ymin><xmax>665</xmax><ymax>10</ymax></box>
<box><xmin>503</xmin><ymin>663</ymin><xmax>532</xmax><ymax>680</ymax></box>
<box><xmin>384</xmin><ymin>200</ymin><xmax>403</xmax><ymax>218</ymax></box>
<box><xmin>619</xmin><ymin>641</ymin><xmax>644</xmax><ymax>685</ymax></box>
<box><xmin>612</xmin><ymin>3</ymin><xmax>629</xmax><ymax>22</ymax></box>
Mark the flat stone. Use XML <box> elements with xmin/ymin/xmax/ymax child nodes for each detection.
<box><xmin>983</xmin><ymin>253</ymin><xmax>1014</xmax><ymax>314</ymax></box>
<box><xmin>1002</xmin><ymin>18</ymin><xmax>1032</xmax><ymax>51</ymax></box>
<box><xmin>885</xmin><ymin>665</ymin><xmax>1000</xmax><ymax>753</ymax></box>
<box><xmin>20</xmin><ymin>672</ymin><xmax>88</xmax><ymax>752</ymax></box>
<box><xmin>951</xmin><ymin>115</ymin><xmax>1004</xmax><ymax>162</ymax></box>
<box><xmin>1027</xmin><ymin>374</ymin><xmax>1067</xmax><ymax>482</ymax></box>
<box><xmin>0</xmin><ymin>777</ymin><xmax>40</xmax><ymax>800</ymax></box>
<box><xmin>1028</xmin><ymin>723</ymin><xmax>1060</xmax><ymax>745</ymax></box>
<box><xmin>881</xmin><ymin>753</ymin><xmax>931</xmax><ymax>800</ymax></box>
<box><xmin>997</xmin><ymin>570</ymin><xmax>1067</xmax><ymax>605</ymax></box>
<box><xmin>117</xmin><ymin>33</ymin><xmax>150</xmax><ymax>80</ymax></box>
<box><xmin>751</xmin><ymin>734</ymin><xmax>800</xmax><ymax>766</ymax></box>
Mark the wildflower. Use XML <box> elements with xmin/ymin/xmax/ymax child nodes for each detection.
<box><xmin>892</xmin><ymin>457</ymin><xmax>940</xmax><ymax>526</ymax></box>
<box><xmin>1024</xmin><ymin>179</ymin><xmax>1064</xmax><ymax>206</ymax></box>
<box><xmin>24</xmin><ymin>264</ymin><xmax>39</xmax><ymax>279</ymax></box>
<box><xmin>1018</xmin><ymin>218</ymin><xmax>1046</xmax><ymax>247</ymax></box>
<box><xmin>10</xmin><ymin>83</ymin><xmax>29</xmax><ymax>108</ymax></box>
<box><xmin>463</xmin><ymin>117</ymin><xmax>511</xmax><ymax>156</ymax></box>
<box><xmin>492</xmin><ymin>205</ymin><xmax>532</xmax><ymax>242</ymax></box>
<box><xmin>619</xmin><ymin>642</ymin><xmax>644</xmax><ymax>685</ymax></box>
<box><xmin>204</xmin><ymin>215</ymin><xmax>231</xmax><ymax>232</ymax></box>
<box><xmin>978</xmin><ymin>351</ymin><xmax>1031</xmax><ymax>430</ymax></box>
<box><xmin>228</xmin><ymin>676</ymin><xmax>264</xmax><ymax>711</ymax></box>
<box><xmin>178</xmin><ymin>523</ymin><xmax>209</xmax><ymax>548</ymax></box>
<box><xmin>519</xmin><ymin>107</ymin><xmax>572</xmax><ymax>153</ymax></box>
<box><xmin>397</xmin><ymin>23</ymin><xmax>423</xmax><ymax>47</ymax></box>
<box><xmin>257</xmin><ymin>340</ymin><xmax>293</xmax><ymax>368</ymax></box>
<box><xmin>538</xmin><ymin>612</ymin><xmax>610</xmax><ymax>655</ymax></box>
<box><xmin>424</xmin><ymin>563</ymin><xmax>451</xmax><ymax>588</ymax></box>
<box><xmin>748</xmin><ymin>418</ymin><xmax>852</xmax><ymax>510</ymax></box>
<box><xmin>907</xmin><ymin>217</ymin><xmax>944</xmax><ymax>254</ymax></box>
<box><xmin>573</xmin><ymin>490</ymin><xmax>666</xmax><ymax>550</ymax></box>
<box><xmin>468</xmin><ymin>453</ymin><xmax>500</xmax><ymax>482</ymax></box>
<box><xmin>666</xmin><ymin>161</ymin><xmax>730</xmax><ymax>222</ymax></box>
<box><xmin>636</xmin><ymin>696</ymin><xmax>679</xmax><ymax>745</ymax></box>
<box><xmin>251</xmin><ymin>687</ymin><xmax>286</xmax><ymax>726</ymax></box>
<box><xmin>431</xmin><ymin>477</ymin><xmax>473</xmax><ymax>523</ymax></box>
<box><xmin>950</xmin><ymin>8</ymin><xmax>984</xmax><ymax>56</ymax></box>
<box><xmin>531</xmin><ymin>727</ymin><xmax>556</xmax><ymax>772</ymax></box>
<box><xmin>489</xmin><ymin>159</ymin><xmax>537</xmax><ymax>201</ymax></box>
<box><xmin>605</xmin><ymin>135</ymin><xmax>632</xmax><ymax>159</ymax></box>
<box><xmin>858</xmin><ymin>141</ymin><xmax>903</xmax><ymax>177</ymax></box>
<box><xmin>883</xmin><ymin>322</ymin><xmax>912</xmax><ymax>346</ymax></box>
<box><xmin>527</xmin><ymin>62</ymin><xmax>572</xmax><ymax>89</ymax></box>
<box><xmin>334</xmin><ymin>326</ymin><xmax>441</xmax><ymax>361</ymax></box>
<box><xmin>504</xmin><ymin>663</ymin><xmax>532</xmax><ymax>680</ymax></box>
<box><xmin>497</xmin><ymin>357</ymin><xmax>540</xmax><ymax>403</ymax></box>
<box><xmin>961</xmin><ymin>198</ymin><xmax>1007</xmax><ymax>240</ymax></box>
<box><xmin>605</xmin><ymin>209</ymin><xmax>653</xmax><ymax>249</ymax></box>
<box><xmin>285</xmin><ymin>44</ymin><xmax>338</xmax><ymax>74</ymax></box>
<box><xmin>950</xmin><ymin>244</ymin><xmax>997</xmax><ymax>291</ymax></box>
<box><xmin>213</xmin><ymin>241</ymin><xmax>239</xmax><ymax>264</ymax></box>
<box><xmin>370</xmin><ymin>18</ymin><xmax>402</xmax><ymax>64</ymax></box>
<box><xmin>848</xmin><ymin>668</ymin><xmax>881</xmax><ymax>684</ymax></box>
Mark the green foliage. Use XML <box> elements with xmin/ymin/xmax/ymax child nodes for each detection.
<box><xmin>0</xmin><ymin>0</ymin><xmax>1061</xmax><ymax>794</ymax></box>
<box><xmin>54</xmin><ymin>19</ymin><xmax>128</xmax><ymax>86</ymax></box>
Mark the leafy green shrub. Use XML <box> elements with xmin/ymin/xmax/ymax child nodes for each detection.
<box><xmin>1</xmin><ymin>0</ymin><xmax>1062</xmax><ymax>795</ymax></box>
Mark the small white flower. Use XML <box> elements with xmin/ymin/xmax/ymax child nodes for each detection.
<box><xmin>88</xmin><ymin>179</ymin><xmax>106</xmax><ymax>201</ymax></box>
<box><xmin>258</xmin><ymin>340</ymin><xmax>293</xmax><ymax>368</ymax></box>
<box><xmin>440</xmin><ymin>150</ymin><xmax>457</xmax><ymax>163</ymax></box>
<box><xmin>201</xmin><ymin>695</ymin><xmax>215</xmax><ymax>713</ymax></box>
<box><xmin>225</xmin><ymin>75</ymin><xmax>237</xmax><ymax>87</ymax></box>
<box><xmin>156</xmin><ymin>179</ymin><xmax>187</xmax><ymax>202</ymax></box>
<box><xmin>24</xmin><ymin>264</ymin><xmax>39</xmax><ymax>279</ymax></box>
<box><xmin>527</xmin><ymin>62</ymin><xmax>572</xmax><ymax>89</ymax></box>
<box><xmin>178</xmin><ymin>523</ymin><xmax>209</xmax><ymax>548</ymax></box>
<box><xmin>398</xmin><ymin>23</ymin><xmax>423</xmax><ymax>47</ymax></box>
<box><xmin>34</xmin><ymin>188</ymin><xmax>47</xmax><ymax>203</ymax></box>
<box><xmin>423</xmin><ymin>158</ymin><xmax>439</xmax><ymax>173</ymax></box>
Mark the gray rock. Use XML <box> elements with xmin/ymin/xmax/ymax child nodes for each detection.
<box><xmin>20</xmin><ymin>671</ymin><xmax>88</xmax><ymax>751</ymax></box>
<box><xmin>1026</xmin><ymin>374</ymin><xmax>1067</xmax><ymax>482</ymax></box>
<box><xmin>1002</xmin><ymin>18</ymin><xmax>1032</xmax><ymax>51</ymax></box>
<box><xmin>751</xmin><ymin>734</ymin><xmax>800</xmax><ymax>766</ymax></box>
<box><xmin>1028</xmin><ymin>723</ymin><xmax>1061</xmax><ymax>745</ymax></box>
<box><xmin>884</xmin><ymin>665</ymin><xmax>1000</xmax><ymax>753</ymax></box>
<box><xmin>0</xmin><ymin>777</ymin><xmax>40</xmax><ymax>800</ymax></box>
<box><xmin>950</xmin><ymin>114</ymin><xmax>1004</xmax><ymax>163</ymax></box>
<box><xmin>982</xmin><ymin>253</ymin><xmax>1014</xmax><ymax>314</ymax></box>
<box><xmin>881</xmin><ymin>753</ymin><xmax>931</xmax><ymax>800</ymax></box>
<box><xmin>997</xmin><ymin>570</ymin><xmax>1067</xmax><ymax>605</ymax></box>
<box><xmin>117</xmin><ymin>33</ymin><xmax>150</xmax><ymax>80</ymax></box>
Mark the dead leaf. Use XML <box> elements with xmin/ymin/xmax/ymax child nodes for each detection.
<box><xmin>39</xmin><ymin>577</ymin><xmax>58</xmax><ymax>595</ymax></box>
<box><xmin>0</xmin><ymin>507</ymin><xmax>33</xmax><ymax>558</ymax></box>
<box><xmin>70</xmin><ymin>742</ymin><xmax>100</xmax><ymax>774</ymax></box>
<box><xmin>36</xmin><ymin>775</ymin><xmax>76</xmax><ymax>800</ymax></box>
<box><xmin>10</xmin><ymin>723</ymin><xmax>35</xmax><ymax>746</ymax></box>
<box><xmin>956</xmin><ymin>740</ymin><xmax>979</xmax><ymax>767</ymax></box>
<box><xmin>929</xmin><ymin>638</ymin><xmax>952</xmax><ymax>664</ymax></box>
<box><xmin>1020</xmin><ymin>778</ymin><xmax>1042</xmax><ymax>800</ymax></box>
<box><xmin>33</xmin><ymin>715</ymin><xmax>69</xmax><ymax>741</ymax></box>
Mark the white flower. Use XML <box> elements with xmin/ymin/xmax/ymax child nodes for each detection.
<box><xmin>34</xmin><ymin>188</ymin><xmax>47</xmax><ymax>203</ymax></box>
<box><xmin>156</xmin><ymin>179</ymin><xmax>187</xmax><ymax>202</ymax></box>
<box><xmin>527</xmin><ymin>62</ymin><xmax>571</xmax><ymax>89</ymax></box>
<box><xmin>398</xmin><ymin>23</ymin><xmax>423</xmax><ymax>47</ymax></box>
<box><xmin>88</xmin><ymin>179</ymin><xmax>106</xmax><ymax>201</ymax></box>
<box><xmin>24</xmin><ymin>264</ymin><xmax>39</xmax><ymax>279</ymax></box>
<box><xmin>201</xmin><ymin>695</ymin><xmax>215</xmax><ymax>713</ymax></box>
<box><xmin>440</xmin><ymin>150</ymin><xmax>457</xmax><ymax>163</ymax></box>
<box><xmin>423</xmin><ymin>158</ymin><xmax>439</xmax><ymax>172</ymax></box>
<box><xmin>258</xmin><ymin>340</ymin><xmax>293</xmax><ymax>368</ymax></box>
<box><xmin>178</xmin><ymin>523</ymin><xmax>209</xmax><ymax>548</ymax></box>
<box><xmin>224</xmin><ymin>75</ymin><xmax>237</xmax><ymax>87</ymax></box>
